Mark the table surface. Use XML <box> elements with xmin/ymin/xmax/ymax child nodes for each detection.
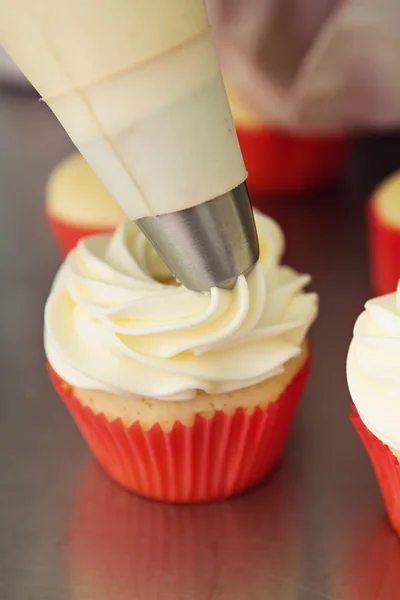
<box><xmin>1</xmin><ymin>89</ymin><xmax>400</xmax><ymax>600</ymax></box>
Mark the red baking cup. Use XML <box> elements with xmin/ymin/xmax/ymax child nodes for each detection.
<box><xmin>236</xmin><ymin>126</ymin><xmax>347</xmax><ymax>195</ymax></box>
<box><xmin>47</xmin><ymin>212</ymin><xmax>115</xmax><ymax>257</ymax></box>
<box><xmin>351</xmin><ymin>405</ymin><xmax>400</xmax><ymax>536</ymax></box>
<box><xmin>367</xmin><ymin>199</ymin><xmax>400</xmax><ymax>296</ymax></box>
<box><xmin>49</xmin><ymin>356</ymin><xmax>310</xmax><ymax>503</ymax></box>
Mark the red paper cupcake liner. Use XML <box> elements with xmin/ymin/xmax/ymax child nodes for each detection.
<box><xmin>49</xmin><ymin>357</ymin><xmax>310</xmax><ymax>503</ymax></box>
<box><xmin>236</xmin><ymin>126</ymin><xmax>347</xmax><ymax>195</ymax></box>
<box><xmin>351</xmin><ymin>405</ymin><xmax>400</xmax><ymax>536</ymax></box>
<box><xmin>47</xmin><ymin>212</ymin><xmax>115</xmax><ymax>257</ymax></box>
<box><xmin>367</xmin><ymin>199</ymin><xmax>400</xmax><ymax>296</ymax></box>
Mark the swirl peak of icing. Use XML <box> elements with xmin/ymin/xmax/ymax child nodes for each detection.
<box><xmin>45</xmin><ymin>210</ymin><xmax>318</xmax><ymax>400</ymax></box>
<box><xmin>347</xmin><ymin>283</ymin><xmax>400</xmax><ymax>449</ymax></box>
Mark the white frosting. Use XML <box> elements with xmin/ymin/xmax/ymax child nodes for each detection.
<box><xmin>45</xmin><ymin>211</ymin><xmax>318</xmax><ymax>400</ymax></box>
<box><xmin>347</xmin><ymin>283</ymin><xmax>400</xmax><ymax>450</ymax></box>
<box><xmin>0</xmin><ymin>0</ymin><xmax>246</xmax><ymax>219</ymax></box>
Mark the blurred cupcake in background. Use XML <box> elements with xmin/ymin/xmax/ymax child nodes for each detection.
<box><xmin>46</xmin><ymin>152</ymin><xmax>125</xmax><ymax>256</ymax></box>
<box><xmin>368</xmin><ymin>171</ymin><xmax>400</xmax><ymax>296</ymax></box>
<box><xmin>347</xmin><ymin>282</ymin><xmax>400</xmax><ymax>537</ymax></box>
<box><xmin>45</xmin><ymin>210</ymin><xmax>318</xmax><ymax>503</ymax></box>
<box><xmin>225</xmin><ymin>79</ymin><xmax>347</xmax><ymax>197</ymax></box>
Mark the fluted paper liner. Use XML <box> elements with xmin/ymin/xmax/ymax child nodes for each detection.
<box><xmin>351</xmin><ymin>405</ymin><xmax>400</xmax><ymax>536</ymax></box>
<box><xmin>235</xmin><ymin>125</ymin><xmax>347</xmax><ymax>194</ymax></box>
<box><xmin>0</xmin><ymin>0</ymin><xmax>246</xmax><ymax>219</ymax></box>
<box><xmin>367</xmin><ymin>199</ymin><xmax>400</xmax><ymax>296</ymax></box>
<box><xmin>48</xmin><ymin>357</ymin><xmax>310</xmax><ymax>503</ymax></box>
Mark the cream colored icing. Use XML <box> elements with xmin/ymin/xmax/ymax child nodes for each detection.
<box><xmin>45</xmin><ymin>210</ymin><xmax>318</xmax><ymax>400</ymax></box>
<box><xmin>347</xmin><ymin>283</ymin><xmax>400</xmax><ymax>450</ymax></box>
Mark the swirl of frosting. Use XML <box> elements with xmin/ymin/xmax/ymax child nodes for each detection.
<box><xmin>347</xmin><ymin>285</ymin><xmax>400</xmax><ymax>450</ymax></box>
<box><xmin>45</xmin><ymin>210</ymin><xmax>318</xmax><ymax>400</ymax></box>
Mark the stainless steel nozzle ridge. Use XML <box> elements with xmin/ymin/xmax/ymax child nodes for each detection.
<box><xmin>137</xmin><ymin>183</ymin><xmax>259</xmax><ymax>292</ymax></box>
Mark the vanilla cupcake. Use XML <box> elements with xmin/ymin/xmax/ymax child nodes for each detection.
<box><xmin>46</xmin><ymin>153</ymin><xmax>125</xmax><ymax>256</ymax></box>
<box><xmin>225</xmin><ymin>79</ymin><xmax>347</xmax><ymax>196</ymax></box>
<box><xmin>368</xmin><ymin>171</ymin><xmax>400</xmax><ymax>296</ymax></box>
<box><xmin>45</xmin><ymin>210</ymin><xmax>318</xmax><ymax>502</ymax></box>
<box><xmin>348</xmin><ymin>283</ymin><xmax>400</xmax><ymax>534</ymax></box>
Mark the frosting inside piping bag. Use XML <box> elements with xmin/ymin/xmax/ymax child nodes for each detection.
<box><xmin>0</xmin><ymin>0</ymin><xmax>246</xmax><ymax>219</ymax></box>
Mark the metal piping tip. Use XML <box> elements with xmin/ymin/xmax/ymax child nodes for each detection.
<box><xmin>136</xmin><ymin>183</ymin><xmax>259</xmax><ymax>292</ymax></box>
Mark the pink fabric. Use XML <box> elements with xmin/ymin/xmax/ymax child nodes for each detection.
<box><xmin>207</xmin><ymin>0</ymin><xmax>400</xmax><ymax>132</ymax></box>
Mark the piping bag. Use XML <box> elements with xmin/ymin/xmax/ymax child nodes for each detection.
<box><xmin>0</xmin><ymin>0</ymin><xmax>259</xmax><ymax>291</ymax></box>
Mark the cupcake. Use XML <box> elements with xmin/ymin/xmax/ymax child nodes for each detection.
<box><xmin>368</xmin><ymin>171</ymin><xmax>400</xmax><ymax>296</ymax></box>
<box><xmin>46</xmin><ymin>152</ymin><xmax>125</xmax><ymax>256</ymax></box>
<box><xmin>225</xmin><ymin>80</ymin><xmax>347</xmax><ymax>195</ymax></box>
<box><xmin>45</xmin><ymin>210</ymin><xmax>318</xmax><ymax>503</ymax></box>
<box><xmin>347</xmin><ymin>283</ymin><xmax>400</xmax><ymax>535</ymax></box>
